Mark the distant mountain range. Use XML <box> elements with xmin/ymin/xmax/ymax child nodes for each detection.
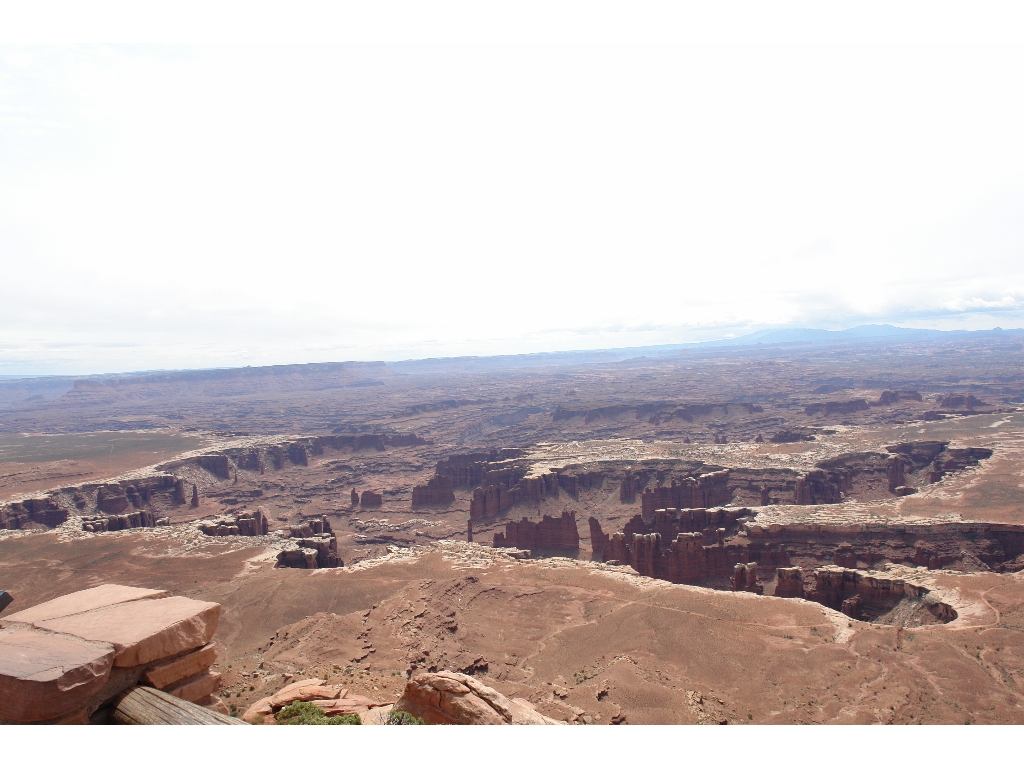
<box><xmin>700</xmin><ymin>323</ymin><xmax>951</xmax><ymax>347</ymax></box>
<box><xmin>1</xmin><ymin>325</ymin><xmax>1021</xmax><ymax>384</ymax></box>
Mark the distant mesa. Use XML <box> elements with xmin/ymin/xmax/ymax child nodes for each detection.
<box><xmin>198</xmin><ymin>506</ymin><xmax>270</xmax><ymax>537</ymax></box>
<box><xmin>276</xmin><ymin>516</ymin><xmax>342</xmax><ymax>569</ymax></box>
<box><xmin>804</xmin><ymin>399</ymin><xmax>869</xmax><ymax>417</ymax></box>
<box><xmin>769</xmin><ymin>429</ymin><xmax>816</xmax><ymax>443</ymax></box>
<box><xmin>938</xmin><ymin>393</ymin><xmax>988</xmax><ymax>411</ymax></box>
<box><xmin>876</xmin><ymin>390</ymin><xmax>922</xmax><ymax>405</ymax></box>
<box><xmin>553</xmin><ymin>401</ymin><xmax>764</xmax><ymax>425</ymax></box>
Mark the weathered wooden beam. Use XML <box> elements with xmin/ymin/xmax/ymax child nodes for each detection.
<box><xmin>109</xmin><ymin>686</ymin><xmax>246</xmax><ymax>725</ymax></box>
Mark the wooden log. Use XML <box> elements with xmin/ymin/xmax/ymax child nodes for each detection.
<box><xmin>109</xmin><ymin>686</ymin><xmax>246</xmax><ymax>725</ymax></box>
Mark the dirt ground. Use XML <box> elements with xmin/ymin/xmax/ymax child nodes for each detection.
<box><xmin>2</xmin><ymin>335</ymin><xmax>1023</xmax><ymax>723</ymax></box>
<box><xmin>3</xmin><ymin>530</ymin><xmax>1023</xmax><ymax>724</ymax></box>
<box><xmin>0</xmin><ymin>430</ymin><xmax>211</xmax><ymax>499</ymax></box>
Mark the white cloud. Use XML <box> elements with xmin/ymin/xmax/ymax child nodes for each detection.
<box><xmin>2</xmin><ymin>4</ymin><xmax>1024</xmax><ymax>374</ymax></box>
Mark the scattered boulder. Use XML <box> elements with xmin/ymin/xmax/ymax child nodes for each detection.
<box><xmin>394</xmin><ymin>671</ymin><xmax>561</xmax><ymax>725</ymax></box>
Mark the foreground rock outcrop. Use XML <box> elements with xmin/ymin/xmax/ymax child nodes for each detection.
<box><xmin>242</xmin><ymin>678</ymin><xmax>386</xmax><ymax>724</ymax></box>
<box><xmin>395</xmin><ymin>671</ymin><xmax>560</xmax><ymax>724</ymax></box>
<box><xmin>0</xmin><ymin>584</ymin><xmax>225</xmax><ymax>723</ymax></box>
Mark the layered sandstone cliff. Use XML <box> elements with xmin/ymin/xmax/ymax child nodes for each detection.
<box><xmin>810</xmin><ymin>566</ymin><xmax>957</xmax><ymax>624</ymax></box>
<box><xmin>592</xmin><ymin>507</ymin><xmax>788</xmax><ymax>586</ymax></box>
<box><xmin>411</xmin><ymin>476</ymin><xmax>456</xmax><ymax>507</ymax></box>
<box><xmin>198</xmin><ymin>506</ymin><xmax>270</xmax><ymax>537</ymax></box>
<box><xmin>640</xmin><ymin>470</ymin><xmax>732</xmax><ymax>516</ymax></box>
<box><xmin>276</xmin><ymin>516</ymin><xmax>342</xmax><ymax>569</ymax></box>
<box><xmin>492</xmin><ymin>510</ymin><xmax>580</xmax><ymax>551</ymax></box>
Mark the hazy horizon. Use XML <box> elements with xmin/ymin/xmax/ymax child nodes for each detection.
<box><xmin>0</xmin><ymin>322</ymin><xmax>1019</xmax><ymax>379</ymax></box>
<box><xmin>4</xmin><ymin>5</ymin><xmax>1024</xmax><ymax>375</ymax></box>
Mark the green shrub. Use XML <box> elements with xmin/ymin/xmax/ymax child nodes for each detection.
<box><xmin>327</xmin><ymin>714</ymin><xmax>363</xmax><ymax>725</ymax></box>
<box><xmin>386</xmin><ymin>709</ymin><xmax>425</xmax><ymax>725</ymax></box>
<box><xmin>276</xmin><ymin>701</ymin><xmax>361</xmax><ymax>725</ymax></box>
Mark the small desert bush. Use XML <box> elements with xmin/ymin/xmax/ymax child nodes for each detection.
<box><xmin>276</xmin><ymin>701</ymin><xmax>361</xmax><ymax>725</ymax></box>
<box><xmin>386</xmin><ymin>709</ymin><xmax>425</xmax><ymax>725</ymax></box>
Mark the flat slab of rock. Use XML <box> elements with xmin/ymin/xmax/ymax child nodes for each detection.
<box><xmin>33</xmin><ymin>595</ymin><xmax>221</xmax><ymax>667</ymax></box>
<box><xmin>143</xmin><ymin>643</ymin><xmax>218</xmax><ymax>689</ymax></box>
<box><xmin>268</xmin><ymin>678</ymin><xmax>344</xmax><ymax>708</ymax></box>
<box><xmin>165</xmin><ymin>669</ymin><xmax>222</xmax><ymax>703</ymax></box>
<box><xmin>0</xmin><ymin>626</ymin><xmax>115</xmax><ymax>723</ymax></box>
<box><xmin>3</xmin><ymin>584</ymin><xmax>169</xmax><ymax>625</ymax></box>
<box><xmin>311</xmin><ymin>695</ymin><xmax>386</xmax><ymax>715</ymax></box>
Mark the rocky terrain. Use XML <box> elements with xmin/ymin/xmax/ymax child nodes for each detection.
<box><xmin>2</xmin><ymin>330</ymin><xmax>1024</xmax><ymax>724</ymax></box>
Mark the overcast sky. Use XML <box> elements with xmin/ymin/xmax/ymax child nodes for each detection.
<box><xmin>2</xmin><ymin>4</ymin><xmax>1024</xmax><ymax>375</ymax></box>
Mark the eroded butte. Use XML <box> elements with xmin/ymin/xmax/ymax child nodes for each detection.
<box><xmin>2</xmin><ymin>330</ymin><xmax>1024</xmax><ymax>723</ymax></box>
